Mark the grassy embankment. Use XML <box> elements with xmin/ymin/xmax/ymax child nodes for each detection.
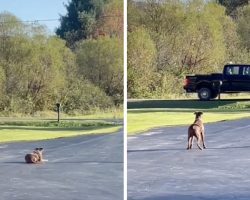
<box><xmin>0</xmin><ymin>109</ymin><xmax>123</xmax><ymax>143</ymax></box>
<box><xmin>128</xmin><ymin>99</ymin><xmax>250</xmax><ymax>135</ymax></box>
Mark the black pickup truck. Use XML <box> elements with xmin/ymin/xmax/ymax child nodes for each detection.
<box><xmin>184</xmin><ymin>64</ymin><xmax>250</xmax><ymax>100</ymax></box>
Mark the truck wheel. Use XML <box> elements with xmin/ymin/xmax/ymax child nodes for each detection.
<box><xmin>198</xmin><ymin>88</ymin><xmax>211</xmax><ymax>100</ymax></box>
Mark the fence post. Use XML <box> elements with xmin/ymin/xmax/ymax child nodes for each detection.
<box><xmin>56</xmin><ymin>103</ymin><xmax>61</xmax><ymax>122</ymax></box>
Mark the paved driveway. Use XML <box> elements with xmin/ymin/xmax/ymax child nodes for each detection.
<box><xmin>128</xmin><ymin>119</ymin><xmax>250</xmax><ymax>200</ymax></box>
<box><xmin>0</xmin><ymin>131</ymin><xmax>123</xmax><ymax>200</ymax></box>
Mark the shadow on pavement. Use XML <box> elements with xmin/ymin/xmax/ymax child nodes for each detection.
<box><xmin>128</xmin><ymin>99</ymin><xmax>250</xmax><ymax>109</ymax></box>
<box><xmin>2</xmin><ymin>160</ymin><xmax>123</xmax><ymax>164</ymax></box>
<box><xmin>129</xmin><ymin>194</ymin><xmax>250</xmax><ymax>200</ymax></box>
<box><xmin>128</xmin><ymin>145</ymin><xmax>250</xmax><ymax>153</ymax></box>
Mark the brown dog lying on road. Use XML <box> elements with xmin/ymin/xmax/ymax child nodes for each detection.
<box><xmin>187</xmin><ymin>112</ymin><xmax>206</xmax><ymax>150</ymax></box>
<box><xmin>25</xmin><ymin>148</ymin><xmax>48</xmax><ymax>164</ymax></box>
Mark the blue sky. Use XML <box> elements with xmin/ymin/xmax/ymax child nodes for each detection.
<box><xmin>0</xmin><ymin>0</ymin><xmax>68</xmax><ymax>34</ymax></box>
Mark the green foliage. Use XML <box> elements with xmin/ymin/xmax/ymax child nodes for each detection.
<box><xmin>60</xmin><ymin>79</ymin><xmax>113</xmax><ymax>114</ymax></box>
<box><xmin>55</xmin><ymin>0</ymin><xmax>124</xmax><ymax>106</ymax></box>
<box><xmin>0</xmin><ymin>12</ymin><xmax>119</xmax><ymax>115</ymax></box>
<box><xmin>0</xmin><ymin>15</ymin><xmax>73</xmax><ymax>113</ymax></box>
<box><xmin>236</xmin><ymin>5</ymin><xmax>250</xmax><ymax>51</ymax></box>
<box><xmin>128</xmin><ymin>0</ymin><xmax>145</xmax><ymax>32</ymax></box>
<box><xmin>218</xmin><ymin>0</ymin><xmax>248</xmax><ymax>17</ymax></box>
<box><xmin>56</xmin><ymin>0</ymin><xmax>124</xmax><ymax>104</ymax></box>
<box><xmin>144</xmin><ymin>0</ymin><xmax>227</xmax><ymax>73</ymax></box>
<box><xmin>128</xmin><ymin>0</ymin><xmax>250</xmax><ymax>99</ymax></box>
<box><xmin>97</xmin><ymin>0</ymin><xmax>123</xmax><ymax>38</ymax></box>
<box><xmin>128</xmin><ymin>28</ymin><xmax>156</xmax><ymax>98</ymax></box>
<box><xmin>75</xmin><ymin>37</ymin><xmax>123</xmax><ymax>104</ymax></box>
<box><xmin>56</xmin><ymin>0</ymin><xmax>108</xmax><ymax>46</ymax></box>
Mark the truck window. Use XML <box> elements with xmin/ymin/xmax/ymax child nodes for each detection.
<box><xmin>243</xmin><ymin>66</ymin><xmax>250</xmax><ymax>76</ymax></box>
<box><xmin>226</xmin><ymin>66</ymin><xmax>239</xmax><ymax>75</ymax></box>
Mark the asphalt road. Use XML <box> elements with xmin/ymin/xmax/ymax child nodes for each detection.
<box><xmin>128</xmin><ymin>118</ymin><xmax>250</xmax><ymax>200</ymax></box>
<box><xmin>0</xmin><ymin>131</ymin><xmax>123</xmax><ymax>200</ymax></box>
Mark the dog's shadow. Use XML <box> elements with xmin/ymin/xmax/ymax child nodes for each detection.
<box><xmin>128</xmin><ymin>148</ymin><xmax>184</xmax><ymax>153</ymax></box>
<box><xmin>1</xmin><ymin>161</ymin><xmax>26</xmax><ymax>164</ymax></box>
<box><xmin>208</xmin><ymin>145</ymin><xmax>250</xmax><ymax>150</ymax></box>
<box><xmin>1</xmin><ymin>160</ymin><xmax>122</xmax><ymax>164</ymax></box>
<box><xmin>128</xmin><ymin>145</ymin><xmax>250</xmax><ymax>153</ymax></box>
<box><xmin>47</xmin><ymin>159</ymin><xmax>123</xmax><ymax>164</ymax></box>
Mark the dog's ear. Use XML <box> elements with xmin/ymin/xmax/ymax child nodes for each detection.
<box><xmin>194</xmin><ymin>112</ymin><xmax>197</xmax><ymax>115</ymax></box>
<box><xmin>35</xmin><ymin>148</ymin><xmax>43</xmax><ymax>151</ymax></box>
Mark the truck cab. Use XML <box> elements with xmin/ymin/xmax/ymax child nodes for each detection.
<box><xmin>184</xmin><ymin>64</ymin><xmax>250</xmax><ymax>100</ymax></box>
<box><xmin>222</xmin><ymin>65</ymin><xmax>250</xmax><ymax>92</ymax></box>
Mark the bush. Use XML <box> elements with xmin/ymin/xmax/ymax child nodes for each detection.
<box><xmin>60</xmin><ymin>79</ymin><xmax>114</xmax><ymax>114</ymax></box>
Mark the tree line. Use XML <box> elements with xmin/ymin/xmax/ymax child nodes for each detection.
<box><xmin>128</xmin><ymin>0</ymin><xmax>250</xmax><ymax>98</ymax></box>
<box><xmin>0</xmin><ymin>0</ymin><xmax>123</xmax><ymax>115</ymax></box>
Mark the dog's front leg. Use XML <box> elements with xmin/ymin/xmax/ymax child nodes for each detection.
<box><xmin>197</xmin><ymin>136</ymin><xmax>203</xmax><ymax>150</ymax></box>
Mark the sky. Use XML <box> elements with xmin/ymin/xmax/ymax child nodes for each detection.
<box><xmin>0</xmin><ymin>0</ymin><xmax>68</xmax><ymax>34</ymax></box>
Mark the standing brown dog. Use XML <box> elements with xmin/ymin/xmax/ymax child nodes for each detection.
<box><xmin>187</xmin><ymin>112</ymin><xmax>206</xmax><ymax>150</ymax></box>
<box><xmin>25</xmin><ymin>148</ymin><xmax>47</xmax><ymax>164</ymax></box>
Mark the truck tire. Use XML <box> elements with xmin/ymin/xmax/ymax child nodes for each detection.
<box><xmin>198</xmin><ymin>88</ymin><xmax>212</xmax><ymax>100</ymax></box>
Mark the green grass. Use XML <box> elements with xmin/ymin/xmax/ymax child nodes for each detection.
<box><xmin>0</xmin><ymin>109</ymin><xmax>123</xmax><ymax>143</ymax></box>
<box><xmin>0</xmin><ymin>120</ymin><xmax>118</xmax><ymax>127</ymax></box>
<box><xmin>0</xmin><ymin>126</ymin><xmax>121</xmax><ymax>143</ymax></box>
<box><xmin>127</xmin><ymin>99</ymin><xmax>250</xmax><ymax>135</ymax></box>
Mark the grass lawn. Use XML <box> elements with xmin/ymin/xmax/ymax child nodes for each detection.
<box><xmin>127</xmin><ymin>99</ymin><xmax>250</xmax><ymax>135</ymax></box>
<box><xmin>0</xmin><ymin>126</ymin><xmax>121</xmax><ymax>143</ymax></box>
<box><xmin>0</xmin><ymin>110</ymin><xmax>123</xmax><ymax>143</ymax></box>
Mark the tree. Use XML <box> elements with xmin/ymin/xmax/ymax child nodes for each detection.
<box><xmin>127</xmin><ymin>0</ymin><xmax>145</xmax><ymax>32</ymax></box>
<box><xmin>128</xmin><ymin>28</ymin><xmax>156</xmax><ymax>98</ymax></box>
<box><xmin>56</xmin><ymin>0</ymin><xmax>108</xmax><ymax>47</ymax></box>
<box><xmin>128</xmin><ymin>0</ymin><xmax>247</xmax><ymax>98</ymax></box>
<box><xmin>0</xmin><ymin>13</ymin><xmax>73</xmax><ymax>113</ymax></box>
<box><xmin>0</xmin><ymin>12</ymin><xmax>119</xmax><ymax>114</ymax></box>
<box><xmin>95</xmin><ymin>0</ymin><xmax>123</xmax><ymax>38</ymax></box>
<box><xmin>236</xmin><ymin>5</ymin><xmax>250</xmax><ymax>50</ymax></box>
<box><xmin>217</xmin><ymin>0</ymin><xmax>248</xmax><ymax>17</ymax></box>
<box><xmin>75</xmin><ymin>37</ymin><xmax>123</xmax><ymax>104</ymax></box>
<box><xmin>60</xmin><ymin>79</ymin><xmax>113</xmax><ymax>114</ymax></box>
<box><xmin>144</xmin><ymin>0</ymin><xmax>227</xmax><ymax>74</ymax></box>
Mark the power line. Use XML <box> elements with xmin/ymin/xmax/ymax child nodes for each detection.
<box><xmin>0</xmin><ymin>15</ymin><xmax>123</xmax><ymax>24</ymax></box>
